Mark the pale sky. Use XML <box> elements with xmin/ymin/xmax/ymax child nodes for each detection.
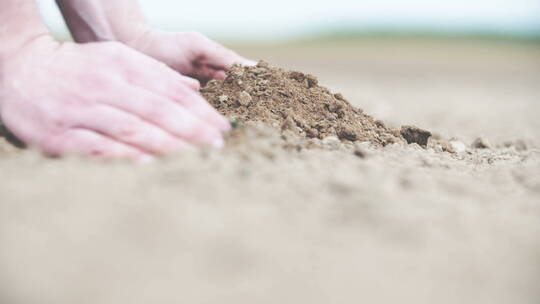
<box><xmin>39</xmin><ymin>0</ymin><xmax>540</xmax><ymax>41</ymax></box>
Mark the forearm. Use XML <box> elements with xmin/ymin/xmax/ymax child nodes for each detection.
<box><xmin>0</xmin><ymin>0</ymin><xmax>51</xmax><ymax>60</ymax></box>
<box><xmin>56</xmin><ymin>0</ymin><xmax>148</xmax><ymax>44</ymax></box>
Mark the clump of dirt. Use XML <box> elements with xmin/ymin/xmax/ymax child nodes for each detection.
<box><xmin>202</xmin><ymin>61</ymin><xmax>404</xmax><ymax>146</ymax></box>
<box><xmin>400</xmin><ymin>126</ymin><xmax>432</xmax><ymax>147</ymax></box>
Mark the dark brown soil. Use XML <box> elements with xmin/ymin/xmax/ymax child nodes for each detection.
<box><xmin>400</xmin><ymin>126</ymin><xmax>432</xmax><ymax>147</ymax></box>
<box><xmin>201</xmin><ymin>61</ymin><xmax>404</xmax><ymax>146</ymax></box>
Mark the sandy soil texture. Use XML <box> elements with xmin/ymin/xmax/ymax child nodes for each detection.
<box><xmin>1</xmin><ymin>39</ymin><xmax>539</xmax><ymax>304</ymax></box>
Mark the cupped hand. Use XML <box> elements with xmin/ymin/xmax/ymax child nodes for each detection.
<box><xmin>0</xmin><ymin>36</ymin><xmax>230</xmax><ymax>161</ymax></box>
<box><xmin>126</xmin><ymin>30</ymin><xmax>256</xmax><ymax>83</ymax></box>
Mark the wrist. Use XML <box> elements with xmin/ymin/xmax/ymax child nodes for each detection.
<box><xmin>0</xmin><ymin>0</ymin><xmax>52</xmax><ymax>61</ymax></box>
<box><xmin>56</xmin><ymin>0</ymin><xmax>150</xmax><ymax>45</ymax></box>
<box><xmin>113</xmin><ymin>22</ymin><xmax>152</xmax><ymax>47</ymax></box>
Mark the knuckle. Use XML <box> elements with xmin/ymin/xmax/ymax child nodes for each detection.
<box><xmin>123</xmin><ymin>69</ymin><xmax>144</xmax><ymax>85</ymax></box>
<box><xmin>46</xmin><ymin>110</ymin><xmax>73</xmax><ymax>132</ymax></box>
<box><xmin>171</xmin><ymin>87</ymin><xmax>191</xmax><ymax>102</ymax></box>
<box><xmin>50</xmin><ymin>117</ymin><xmax>69</xmax><ymax>131</ymax></box>
<box><xmin>111</xmin><ymin>116</ymin><xmax>139</xmax><ymax>139</ymax></box>
<box><xmin>145</xmin><ymin>101</ymin><xmax>169</xmax><ymax>121</ymax></box>
<box><xmin>78</xmin><ymin>72</ymin><xmax>113</xmax><ymax>91</ymax></box>
<box><xmin>86</xmin><ymin>146</ymin><xmax>107</xmax><ymax>157</ymax></box>
<box><xmin>184</xmin><ymin>32</ymin><xmax>211</xmax><ymax>47</ymax></box>
<box><xmin>112</xmin><ymin>119</ymin><xmax>163</xmax><ymax>153</ymax></box>
<box><xmin>186</xmin><ymin>119</ymin><xmax>212</xmax><ymax>139</ymax></box>
<box><xmin>117</xmin><ymin>125</ymin><xmax>137</xmax><ymax>138</ymax></box>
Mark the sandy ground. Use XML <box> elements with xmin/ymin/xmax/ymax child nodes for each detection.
<box><xmin>1</xmin><ymin>39</ymin><xmax>539</xmax><ymax>304</ymax></box>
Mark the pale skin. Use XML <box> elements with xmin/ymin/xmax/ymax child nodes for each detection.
<box><xmin>0</xmin><ymin>0</ymin><xmax>253</xmax><ymax>161</ymax></box>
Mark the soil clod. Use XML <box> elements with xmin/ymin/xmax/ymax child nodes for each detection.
<box><xmin>400</xmin><ymin>125</ymin><xmax>432</xmax><ymax>147</ymax></box>
<box><xmin>472</xmin><ymin>137</ymin><xmax>492</xmax><ymax>149</ymax></box>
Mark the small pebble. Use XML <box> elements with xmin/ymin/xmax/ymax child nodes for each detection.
<box><xmin>504</xmin><ymin>140</ymin><xmax>528</xmax><ymax>151</ymax></box>
<box><xmin>472</xmin><ymin>137</ymin><xmax>491</xmax><ymax>149</ymax></box>
<box><xmin>353</xmin><ymin>143</ymin><xmax>367</xmax><ymax>158</ymax></box>
<box><xmin>449</xmin><ymin>140</ymin><xmax>467</xmax><ymax>153</ymax></box>
<box><xmin>238</xmin><ymin>91</ymin><xmax>252</xmax><ymax>106</ymax></box>
<box><xmin>218</xmin><ymin>95</ymin><xmax>229</xmax><ymax>103</ymax></box>
<box><xmin>322</xmin><ymin>136</ymin><xmax>341</xmax><ymax>149</ymax></box>
<box><xmin>400</xmin><ymin>125</ymin><xmax>432</xmax><ymax>147</ymax></box>
<box><xmin>256</xmin><ymin>60</ymin><xmax>270</xmax><ymax>68</ymax></box>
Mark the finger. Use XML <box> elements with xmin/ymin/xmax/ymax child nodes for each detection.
<box><xmin>180</xmin><ymin>75</ymin><xmax>201</xmax><ymax>91</ymax></box>
<box><xmin>44</xmin><ymin>128</ymin><xmax>152</xmax><ymax>162</ymax></box>
<box><xmin>214</xmin><ymin>70</ymin><xmax>227</xmax><ymax>81</ymax></box>
<box><xmin>92</xmin><ymin>85</ymin><xmax>227</xmax><ymax>147</ymax></box>
<box><xmin>119</xmin><ymin>47</ymin><xmax>201</xmax><ymax>92</ymax></box>
<box><xmin>117</xmin><ymin>55</ymin><xmax>230</xmax><ymax>131</ymax></box>
<box><xmin>117</xmin><ymin>75</ymin><xmax>230</xmax><ymax>132</ymax></box>
<box><xmin>243</xmin><ymin>60</ymin><xmax>258</xmax><ymax>67</ymax></box>
<box><xmin>167</xmin><ymin>85</ymin><xmax>231</xmax><ymax>131</ymax></box>
<box><xmin>193</xmin><ymin>35</ymin><xmax>254</xmax><ymax>70</ymax></box>
<box><xmin>191</xmin><ymin>65</ymin><xmax>228</xmax><ymax>83</ymax></box>
<box><xmin>74</xmin><ymin>105</ymin><xmax>191</xmax><ymax>154</ymax></box>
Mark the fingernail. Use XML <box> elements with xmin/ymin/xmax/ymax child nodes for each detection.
<box><xmin>137</xmin><ymin>155</ymin><xmax>156</xmax><ymax>164</ymax></box>
<box><xmin>218</xmin><ymin>117</ymin><xmax>232</xmax><ymax>131</ymax></box>
<box><xmin>212</xmin><ymin>137</ymin><xmax>225</xmax><ymax>149</ymax></box>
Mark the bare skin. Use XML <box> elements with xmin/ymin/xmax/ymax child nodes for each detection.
<box><xmin>56</xmin><ymin>0</ymin><xmax>256</xmax><ymax>83</ymax></box>
<box><xmin>0</xmin><ymin>0</ymin><xmax>251</xmax><ymax>160</ymax></box>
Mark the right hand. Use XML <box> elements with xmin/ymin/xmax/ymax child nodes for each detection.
<box><xmin>0</xmin><ymin>36</ymin><xmax>230</xmax><ymax>161</ymax></box>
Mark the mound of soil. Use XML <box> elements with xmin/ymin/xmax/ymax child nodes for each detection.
<box><xmin>202</xmin><ymin>61</ymin><xmax>405</xmax><ymax>146</ymax></box>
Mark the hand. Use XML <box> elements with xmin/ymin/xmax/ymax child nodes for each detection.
<box><xmin>127</xmin><ymin>30</ymin><xmax>256</xmax><ymax>83</ymax></box>
<box><xmin>55</xmin><ymin>0</ymin><xmax>254</xmax><ymax>83</ymax></box>
<box><xmin>0</xmin><ymin>36</ymin><xmax>230</xmax><ymax>161</ymax></box>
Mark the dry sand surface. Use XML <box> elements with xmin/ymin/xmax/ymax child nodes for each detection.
<box><xmin>1</xmin><ymin>39</ymin><xmax>539</xmax><ymax>304</ymax></box>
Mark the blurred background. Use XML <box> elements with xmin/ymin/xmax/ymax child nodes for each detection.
<box><xmin>39</xmin><ymin>0</ymin><xmax>540</xmax><ymax>42</ymax></box>
<box><xmin>38</xmin><ymin>0</ymin><xmax>540</xmax><ymax>143</ymax></box>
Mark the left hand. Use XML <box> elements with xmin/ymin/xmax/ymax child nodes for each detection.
<box><xmin>126</xmin><ymin>30</ymin><xmax>256</xmax><ymax>84</ymax></box>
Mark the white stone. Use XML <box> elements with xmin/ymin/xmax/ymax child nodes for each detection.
<box><xmin>218</xmin><ymin>95</ymin><xmax>229</xmax><ymax>103</ymax></box>
<box><xmin>238</xmin><ymin>91</ymin><xmax>252</xmax><ymax>106</ymax></box>
<box><xmin>450</xmin><ymin>140</ymin><xmax>467</xmax><ymax>153</ymax></box>
<box><xmin>322</xmin><ymin>136</ymin><xmax>341</xmax><ymax>149</ymax></box>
